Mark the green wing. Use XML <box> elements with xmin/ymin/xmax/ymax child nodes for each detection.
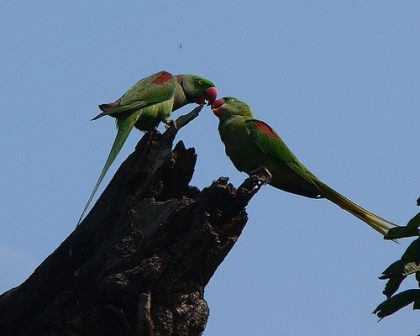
<box><xmin>78</xmin><ymin>71</ymin><xmax>177</xmax><ymax>225</ymax></box>
<box><xmin>245</xmin><ymin>119</ymin><xmax>322</xmax><ymax>197</ymax></box>
<box><xmin>93</xmin><ymin>71</ymin><xmax>176</xmax><ymax>119</ymax></box>
<box><xmin>246</xmin><ymin>118</ymin><xmax>396</xmax><ymax>234</ymax></box>
<box><xmin>246</xmin><ymin>120</ymin><xmax>300</xmax><ymax>163</ymax></box>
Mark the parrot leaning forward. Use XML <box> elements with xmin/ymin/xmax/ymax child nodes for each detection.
<box><xmin>211</xmin><ymin>96</ymin><xmax>398</xmax><ymax>236</ymax></box>
<box><xmin>77</xmin><ymin>70</ymin><xmax>217</xmax><ymax>225</ymax></box>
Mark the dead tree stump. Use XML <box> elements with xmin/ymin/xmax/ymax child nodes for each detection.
<box><xmin>0</xmin><ymin>107</ymin><xmax>261</xmax><ymax>336</ymax></box>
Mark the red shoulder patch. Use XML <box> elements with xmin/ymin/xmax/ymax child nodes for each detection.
<box><xmin>176</xmin><ymin>74</ymin><xmax>183</xmax><ymax>85</ymax></box>
<box><xmin>253</xmin><ymin>120</ymin><xmax>279</xmax><ymax>138</ymax></box>
<box><xmin>153</xmin><ymin>71</ymin><xmax>173</xmax><ymax>85</ymax></box>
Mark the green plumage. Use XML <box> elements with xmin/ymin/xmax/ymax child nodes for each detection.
<box><xmin>77</xmin><ymin>71</ymin><xmax>217</xmax><ymax>225</ymax></box>
<box><xmin>93</xmin><ymin>70</ymin><xmax>176</xmax><ymax>130</ymax></box>
<box><xmin>212</xmin><ymin>96</ymin><xmax>398</xmax><ymax>235</ymax></box>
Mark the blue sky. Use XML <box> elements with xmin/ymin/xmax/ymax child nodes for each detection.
<box><xmin>1</xmin><ymin>2</ymin><xmax>419</xmax><ymax>335</ymax></box>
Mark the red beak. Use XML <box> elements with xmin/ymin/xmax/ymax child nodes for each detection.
<box><xmin>211</xmin><ymin>98</ymin><xmax>224</xmax><ymax>117</ymax></box>
<box><xmin>211</xmin><ymin>98</ymin><xmax>224</xmax><ymax>110</ymax></box>
<box><xmin>204</xmin><ymin>87</ymin><xmax>218</xmax><ymax>105</ymax></box>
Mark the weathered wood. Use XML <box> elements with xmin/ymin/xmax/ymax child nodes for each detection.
<box><xmin>0</xmin><ymin>107</ymin><xmax>261</xmax><ymax>336</ymax></box>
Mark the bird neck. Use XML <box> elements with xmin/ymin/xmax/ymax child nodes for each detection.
<box><xmin>172</xmin><ymin>81</ymin><xmax>190</xmax><ymax>111</ymax></box>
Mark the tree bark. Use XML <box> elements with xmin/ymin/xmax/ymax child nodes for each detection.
<box><xmin>0</xmin><ymin>106</ymin><xmax>261</xmax><ymax>336</ymax></box>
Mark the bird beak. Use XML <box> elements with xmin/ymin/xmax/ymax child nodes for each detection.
<box><xmin>204</xmin><ymin>87</ymin><xmax>218</xmax><ymax>105</ymax></box>
<box><xmin>211</xmin><ymin>98</ymin><xmax>224</xmax><ymax>117</ymax></box>
<box><xmin>211</xmin><ymin>98</ymin><xmax>224</xmax><ymax>110</ymax></box>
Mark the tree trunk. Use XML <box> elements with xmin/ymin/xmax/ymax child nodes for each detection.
<box><xmin>0</xmin><ymin>106</ymin><xmax>261</xmax><ymax>336</ymax></box>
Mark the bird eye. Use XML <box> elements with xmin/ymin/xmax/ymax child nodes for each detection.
<box><xmin>229</xmin><ymin>98</ymin><xmax>234</xmax><ymax>102</ymax></box>
<box><xmin>198</xmin><ymin>79</ymin><xmax>203</xmax><ymax>85</ymax></box>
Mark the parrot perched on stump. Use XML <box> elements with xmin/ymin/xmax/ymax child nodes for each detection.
<box><xmin>77</xmin><ymin>70</ymin><xmax>217</xmax><ymax>225</ymax></box>
<box><xmin>211</xmin><ymin>96</ymin><xmax>397</xmax><ymax>236</ymax></box>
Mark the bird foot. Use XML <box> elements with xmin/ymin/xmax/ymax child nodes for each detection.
<box><xmin>165</xmin><ymin>119</ymin><xmax>178</xmax><ymax>130</ymax></box>
<box><xmin>249</xmin><ymin>166</ymin><xmax>272</xmax><ymax>188</ymax></box>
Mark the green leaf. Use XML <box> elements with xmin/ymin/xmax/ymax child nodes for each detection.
<box><xmin>378</xmin><ymin>240</ymin><xmax>420</xmax><ymax>297</ymax></box>
<box><xmin>413</xmin><ymin>298</ymin><xmax>420</xmax><ymax>311</ymax></box>
<box><xmin>401</xmin><ymin>239</ymin><xmax>419</xmax><ymax>263</ymax></box>
<box><xmin>385</xmin><ymin>212</ymin><xmax>420</xmax><ymax>240</ymax></box>
<box><xmin>415</xmin><ymin>238</ymin><xmax>420</xmax><ymax>265</ymax></box>
<box><xmin>378</xmin><ymin>260</ymin><xmax>406</xmax><ymax>298</ymax></box>
<box><xmin>379</xmin><ymin>260</ymin><xmax>405</xmax><ymax>279</ymax></box>
<box><xmin>382</xmin><ymin>275</ymin><xmax>405</xmax><ymax>298</ymax></box>
<box><xmin>406</xmin><ymin>212</ymin><xmax>420</xmax><ymax>230</ymax></box>
<box><xmin>373</xmin><ymin>289</ymin><xmax>420</xmax><ymax>319</ymax></box>
<box><xmin>402</xmin><ymin>262</ymin><xmax>420</xmax><ymax>276</ymax></box>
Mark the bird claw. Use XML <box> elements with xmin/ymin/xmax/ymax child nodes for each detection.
<box><xmin>165</xmin><ymin>119</ymin><xmax>178</xmax><ymax>130</ymax></box>
<box><xmin>249</xmin><ymin>166</ymin><xmax>272</xmax><ymax>188</ymax></box>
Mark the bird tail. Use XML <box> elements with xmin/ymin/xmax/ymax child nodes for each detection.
<box><xmin>314</xmin><ymin>179</ymin><xmax>398</xmax><ymax>236</ymax></box>
<box><xmin>91</xmin><ymin>99</ymin><xmax>123</xmax><ymax>120</ymax></box>
<box><xmin>76</xmin><ymin>114</ymin><xmax>136</xmax><ymax>226</ymax></box>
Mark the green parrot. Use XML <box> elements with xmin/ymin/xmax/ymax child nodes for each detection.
<box><xmin>77</xmin><ymin>70</ymin><xmax>217</xmax><ymax>225</ymax></box>
<box><xmin>211</xmin><ymin>97</ymin><xmax>398</xmax><ymax>236</ymax></box>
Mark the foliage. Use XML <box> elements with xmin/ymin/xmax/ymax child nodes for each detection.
<box><xmin>373</xmin><ymin>198</ymin><xmax>420</xmax><ymax>321</ymax></box>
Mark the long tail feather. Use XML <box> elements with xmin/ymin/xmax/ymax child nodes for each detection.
<box><xmin>314</xmin><ymin>179</ymin><xmax>398</xmax><ymax>236</ymax></box>
<box><xmin>76</xmin><ymin>115</ymin><xmax>136</xmax><ymax>226</ymax></box>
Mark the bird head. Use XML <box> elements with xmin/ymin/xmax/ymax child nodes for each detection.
<box><xmin>178</xmin><ymin>74</ymin><xmax>217</xmax><ymax>105</ymax></box>
<box><xmin>211</xmin><ymin>97</ymin><xmax>254</xmax><ymax>119</ymax></box>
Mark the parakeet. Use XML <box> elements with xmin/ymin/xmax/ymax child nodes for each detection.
<box><xmin>211</xmin><ymin>96</ymin><xmax>397</xmax><ymax>235</ymax></box>
<box><xmin>77</xmin><ymin>70</ymin><xmax>217</xmax><ymax>225</ymax></box>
